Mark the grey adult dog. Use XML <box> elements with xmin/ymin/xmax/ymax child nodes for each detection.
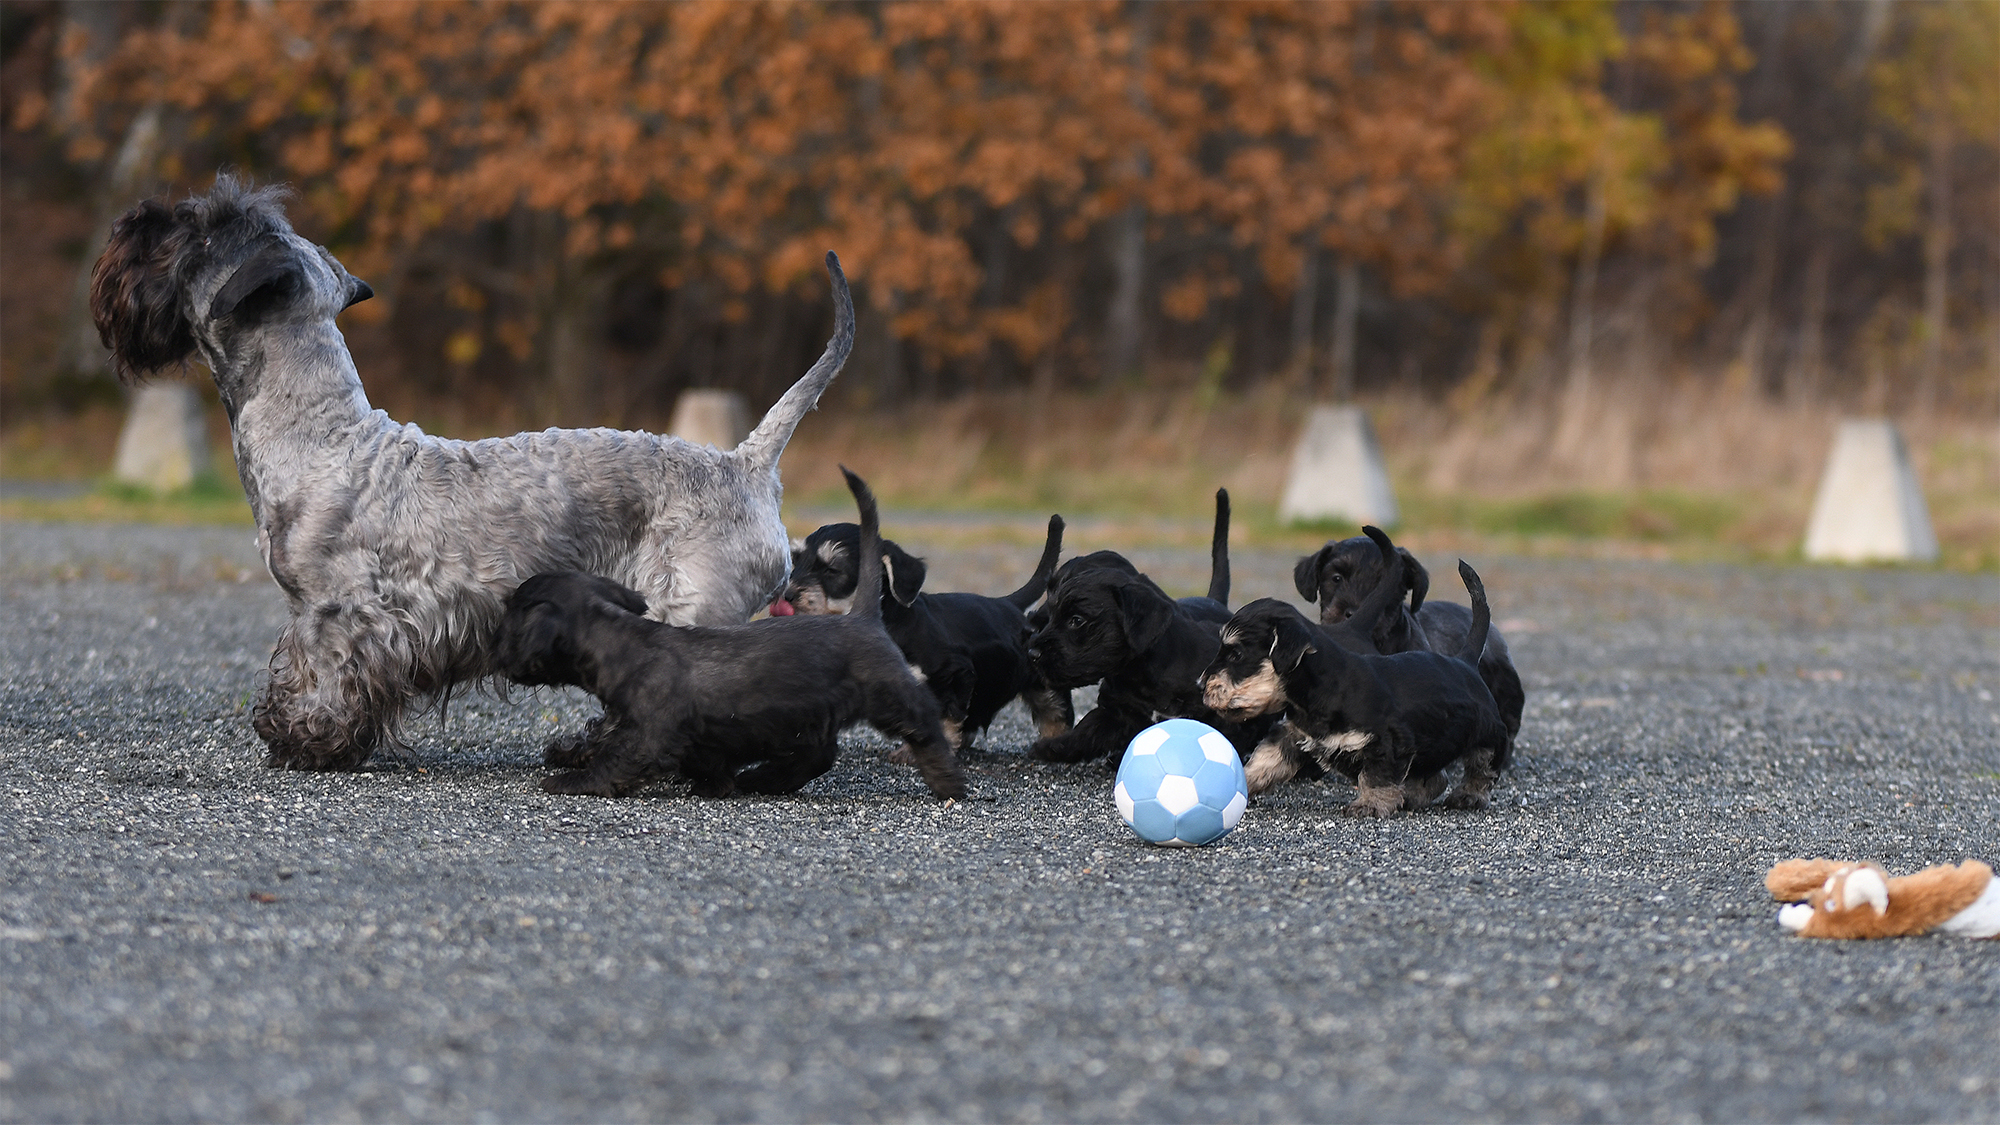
<box><xmin>89</xmin><ymin>176</ymin><xmax>854</xmax><ymax>771</ymax></box>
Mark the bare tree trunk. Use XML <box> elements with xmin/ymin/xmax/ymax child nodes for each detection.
<box><xmin>1562</xmin><ymin>167</ymin><xmax>1608</xmax><ymax>414</ymax></box>
<box><xmin>872</xmin><ymin>295</ymin><xmax>905</xmax><ymax>406</ymax></box>
<box><xmin>1917</xmin><ymin>107</ymin><xmax>1952</xmax><ymax>415</ymax></box>
<box><xmin>1327</xmin><ymin>257</ymin><xmax>1360</xmax><ymax>402</ymax></box>
<box><xmin>1790</xmin><ymin>242</ymin><xmax>1832</xmax><ymax>405</ymax></box>
<box><xmin>1101</xmin><ymin>0</ymin><xmax>1154</xmax><ymax>384</ymax></box>
<box><xmin>1736</xmin><ymin>191</ymin><xmax>1787</xmax><ymax>398</ymax></box>
<box><xmin>1288</xmin><ymin>240</ymin><xmax>1320</xmax><ymax>386</ymax></box>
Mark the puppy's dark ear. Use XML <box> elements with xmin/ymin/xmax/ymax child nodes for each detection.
<box><xmin>595</xmin><ymin>579</ymin><xmax>650</xmax><ymax>617</ymax></box>
<box><xmin>881</xmin><ymin>540</ymin><xmax>926</xmax><ymax>607</ymax></box>
<box><xmin>1270</xmin><ymin>614</ymin><xmax>1318</xmax><ymax>672</ymax></box>
<box><xmin>1294</xmin><ymin>545</ymin><xmax>1332</xmax><ymax>603</ymax></box>
<box><xmin>209</xmin><ymin>240</ymin><xmax>306</xmax><ymax>325</ymax></box>
<box><xmin>499</xmin><ymin>600</ymin><xmax>571</xmax><ymax>680</ymax></box>
<box><xmin>1113</xmin><ymin>579</ymin><xmax>1176</xmax><ymax>652</ymax></box>
<box><xmin>1400</xmin><ymin>548</ymin><xmax>1430</xmax><ymax>613</ymax></box>
<box><xmin>90</xmin><ymin>198</ymin><xmax>197</xmax><ymax>381</ymax></box>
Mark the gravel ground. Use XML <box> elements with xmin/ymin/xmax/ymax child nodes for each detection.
<box><xmin>1</xmin><ymin>520</ymin><xmax>1996</xmax><ymax>1123</ymax></box>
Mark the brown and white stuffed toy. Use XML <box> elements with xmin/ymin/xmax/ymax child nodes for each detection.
<box><xmin>1767</xmin><ymin>859</ymin><xmax>2000</xmax><ymax>939</ymax></box>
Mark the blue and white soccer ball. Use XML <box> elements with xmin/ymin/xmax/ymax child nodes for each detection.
<box><xmin>1113</xmin><ymin>718</ymin><xmax>1249</xmax><ymax>846</ymax></box>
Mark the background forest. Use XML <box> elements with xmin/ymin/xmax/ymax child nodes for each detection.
<box><xmin>1</xmin><ymin>0</ymin><xmax>1995</xmax><ymax>562</ymax></box>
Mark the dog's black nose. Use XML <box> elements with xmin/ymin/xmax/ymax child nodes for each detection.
<box><xmin>343</xmin><ymin>278</ymin><xmax>375</xmax><ymax>309</ymax></box>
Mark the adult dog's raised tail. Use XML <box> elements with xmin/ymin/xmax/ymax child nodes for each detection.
<box><xmin>842</xmin><ymin>466</ymin><xmax>884</xmax><ymax>623</ymax></box>
<box><xmin>735</xmin><ymin>252</ymin><xmax>855</xmax><ymax>472</ymax></box>
<box><xmin>1003</xmin><ymin>515</ymin><xmax>1067</xmax><ymax>610</ymax></box>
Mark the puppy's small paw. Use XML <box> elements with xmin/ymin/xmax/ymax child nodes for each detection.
<box><xmin>1440</xmin><ymin>790</ymin><xmax>1491</xmax><ymax>811</ymax></box>
<box><xmin>540</xmin><ymin>771</ymin><xmax>616</xmax><ymax>797</ymax></box>
<box><xmin>927</xmin><ymin>777</ymin><xmax>970</xmax><ymax>800</ymax></box>
<box><xmin>1028</xmin><ymin>738</ymin><xmax>1095</xmax><ymax>763</ymax></box>
<box><xmin>884</xmin><ymin>743</ymin><xmax>919</xmax><ymax>766</ymax></box>
<box><xmin>542</xmin><ymin>731</ymin><xmax>594</xmax><ymax>768</ymax></box>
<box><xmin>688</xmin><ymin>777</ymin><xmax>737</xmax><ymax>799</ymax></box>
<box><xmin>1340</xmin><ymin>799</ymin><xmax>1398</xmax><ymax>819</ymax></box>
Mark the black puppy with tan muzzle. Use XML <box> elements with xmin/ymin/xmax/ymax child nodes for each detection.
<box><xmin>496</xmin><ymin>469</ymin><xmax>966</xmax><ymax>801</ymax></box>
<box><xmin>1205</xmin><ymin>528</ymin><xmax>1510</xmax><ymax>817</ymax></box>
<box><xmin>779</xmin><ymin>510</ymin><xmax>1068</xmax><ymax>748</ymax></box>
<box><xmin>1294</xmin><ymin>534</ymin><xmax>1524</xmax><ymax>738</ymax></box>
<box><xmin>1024</xmin><ymin>539</ymin><xmax>1273</xmax><ymax>764</ymax></box>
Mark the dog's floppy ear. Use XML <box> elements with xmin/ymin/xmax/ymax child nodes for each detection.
<box><xmin>1113</xmin><ymin>577</ymin><xmax>1176</xmax><ymax>652</ymax></box>
<box><xmin>209</xmin><ymin>240</ymin><xmax>306</xmax><ymax>326</ymax></box>
<box><xmin>1399</xmin><ymin>547</ymin><xmax>1430</xmax><ymax>613</ymax></box>
<box><xmin>90</xmin><ymin>198</ymin><xmax>198</xmax><ymax>381</ymax></box>
<box><xmin>1293</xmin><ymin>545</ymin><xmax>1333</xmax><ymax>603</ymax></box>
<box><xmin>1269</xmin><ymin>612</ymin><xmax>1318</xmax><ymax>672</ymax></box>
<box><xmin>497</xmin><ymin>599</ymin><xmax>573</xmax><ymax>682</ymax></box>
<box><xmin>591</xmin><ymin>577</ymin><xmax>650</xmax><ymax>618</ymax></box>
<box><xmin>881</xmin><ymin>539</ymin><xmax>926</xmax><ymax>607</ymax></box>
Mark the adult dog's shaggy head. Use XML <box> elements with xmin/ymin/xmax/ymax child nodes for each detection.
<box><xmin>779</xmin><ymin>523</ymin><xmax>926</xmax><ymax>616</ymax></box>
<box><xmin>90</xmin><ymin>175</ymin><xmax>373</xmax><ymax>388</ymax></box>
<box><xmin>497</xmin><ymin>572</ymin><xmax>651</xmax><ymax>687</ymax></box>
<box><xmin>1199</xmin><ymin>599</ymin><xmax>1317</xmax><ymax>718</ymax></box>
<box><xmin>1293</xmin><ymin>535</ymin><xmax>1428</xmax><ymax>628</ymax></box>
<box><xmin>1026</xmin><ymin>566</ymin><xmax>1178</xmax><ymax>690</ymax></box>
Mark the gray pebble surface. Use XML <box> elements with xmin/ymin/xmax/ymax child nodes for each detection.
<box><xmin>1</xmin><ymin>520</ymin><xmax>1996</xmax><ymax>1123</ymax></box>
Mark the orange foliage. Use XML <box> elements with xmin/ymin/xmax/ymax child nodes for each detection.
<box><xmin>51</xmin><ymin>1</ymin><xmax>1783</xmax><ymax>390</ymax></box>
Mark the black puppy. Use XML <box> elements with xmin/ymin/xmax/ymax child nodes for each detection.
<box><xmin>1207</xmin><ymin>533</ymin><xmax>1509</xmax><ymax>817</ymax></box>
<box><xmin>779</xmin><ymin>510</ymin><xmax>1068</xmax><ymax>747</ymax></box>
<box><xmin>1024</xmin><ymin>498</ymin><xmax>1271</xmax><ymax>764</ymax></box>
<box><xmin>1294</xmin><ymin>535</ymin><xmax>1524</xmax><ymax>737</ymax></box>
<box><xmin>496</xmin><ymin>469</ymin><xmax>967</xmax><ymax>801</ymax></box>
<box><xmin>1021</xmin><ymin>488</ymin><xmax>1237</xmax><ymax>740</ymax></box>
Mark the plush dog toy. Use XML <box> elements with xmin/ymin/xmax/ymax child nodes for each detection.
<box><xmin>1766</xmin><ymin>859</ymin><xmax>2000</xmax><ymax>939</ymax></box>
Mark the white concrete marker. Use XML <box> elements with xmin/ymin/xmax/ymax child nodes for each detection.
<box><xmin>112</xmin><ymin>383</ymin><xmax>209</xmax><ymax>492</ymax></box>
<box><xmin>667</xmin><ymin>389</ymin><xmax>750</xmax><ymax>450</ymax></box>
<box><xmin>1278</xmin><ymin>404</ymin><xmax>1399</xmax><ymax>526</ymax></box>
<box><xmin>1803</xmin><ymin>418</ymin><xmax>1938</xmax><ymax>563</ymax></box>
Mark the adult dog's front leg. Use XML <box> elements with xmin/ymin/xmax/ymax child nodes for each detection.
<box><xmin>254</xmin><ymin>609</ymin><xmax>415</xmax><ymax>771</ymax></box>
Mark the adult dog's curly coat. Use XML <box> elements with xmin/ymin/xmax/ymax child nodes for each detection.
<box><xmin>90</xmin><ymin>177</ymin><xmax>854</xmax><ymax>770</ymax></box>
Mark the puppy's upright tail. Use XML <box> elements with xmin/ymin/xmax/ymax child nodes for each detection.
<box><xmin>1207</xmin><ymin>488</ymin><xmax>1231</xmax><ymax>605</ymax></box>
<box><xmin>1003</xmin><ymin>515</ymin><xmax>1066</xmax><ymax>611</ymax></box>
<box><xmin>1454</xmin><ymin>560</ymin><xmax>1491</xmax><ymax>668</ymax></box>
<box><xmin>842</xmin><ymin>466</ymin><xmax>884</xmax><ymax>623</ymax></box>
<box><xmin>735</xmin><ymin>252</ymin><xmax>855</xmax><ymax>472</ymax></box>
<box><xmin>1345</xmin><ymin>526</ymin><xmax>1407</xmax><ymax>640</ymax></box>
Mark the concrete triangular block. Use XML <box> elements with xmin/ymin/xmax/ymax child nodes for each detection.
<box><xmin>668</xmin><ymin>389</ymin><xmax>750</xmax><ymax>450</ymax></box>
<box><xmin>1803</xmin><ymin>419</ymin><xmax>1938</xmax><ymax>563</ymax></box>
<box><xmin>112</xmin><ymin>383</ymin><xmax>209</xmax><ymax>492</ymax></box>
<box><xmin>1278</xmin><ymin>405</ymin><xmax>1399</xmax><ymax>526</ymax></box>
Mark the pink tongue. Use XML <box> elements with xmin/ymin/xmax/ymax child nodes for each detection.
<box><xmin>768</xmin><ymin>599</ymin><xmax>795</xmax><ymax>617</ymax></box>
